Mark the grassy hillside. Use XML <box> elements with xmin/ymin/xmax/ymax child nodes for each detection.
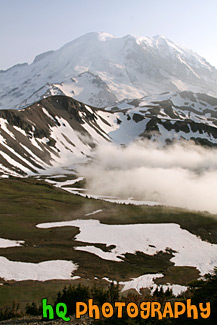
<box><xmin>0</xmin><ymin>177</ymin><xmax>217</xmax><ymax>310</ymax></box>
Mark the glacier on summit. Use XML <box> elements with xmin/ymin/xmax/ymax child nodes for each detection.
<box><xmin>0</xmin><ymin>32</ymin><xmax>217</xmax><ymax>109</ymax></box>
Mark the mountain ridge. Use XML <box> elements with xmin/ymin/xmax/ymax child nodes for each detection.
<box><xmin>1</xmin><ymin>91</ymin><xmax>217</xmax><ymax>177</ymax></box>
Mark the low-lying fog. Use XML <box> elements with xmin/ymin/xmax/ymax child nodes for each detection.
<box><xmin>78</xmin><ymin>140</ymin><xmax>217</xmax><ymax>214</ymax></box>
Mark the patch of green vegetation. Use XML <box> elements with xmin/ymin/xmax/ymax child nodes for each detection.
<box><xmin>0</xmin><ymin>280</ymin><xmax>68</xmax><ymax>311</ymax></box>
<box><xmin>0</xmin><ymin>278</ymin><xmax>115</xmax><ymax>312</ymax></box>
<box><xmin>154</xmin><ymin>266</ymin><xmax>200</xmax><ymax>286</ymax></box>
<box><xmin>120</xmin><ymin>250</ymin><xmax>174</xmax><ymax>275</ymax></box>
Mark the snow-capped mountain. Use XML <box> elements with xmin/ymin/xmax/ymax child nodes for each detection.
<box><xmin>0</xmin><ymin>32</ymin><xmax>217</xmax><ymax>110</ymax></box>
<box><xmin>1</xmin><ymin>92</ymin><xmax>217</xmax><ymax>177</ymax></box>
<box><xmin>18</xmin><ymin>71</ymin><xmax>117</xmax><ymax>109</ymax></box>
<box><xmin>0</xmin><ymin>96</ymin><xmax>117</xmax><ymax>176</ymax></box>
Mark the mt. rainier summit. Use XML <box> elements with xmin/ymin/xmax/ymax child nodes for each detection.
<box><xmin>0</xmin><ymin>32</ymin><xmax>217</xmax><ymax>109</ymax></box>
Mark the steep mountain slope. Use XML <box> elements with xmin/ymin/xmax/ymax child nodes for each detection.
<box><xmin>1</xmin><ymin>92</ymin><xmax>217</xmax><ymax>177</ymax></box>
<box><xmin>0</xmin><ymin>96</ymin><xmax>119</xmax><ymax>176</ymax></box>
<box><xmin>0</xmin><ymin>32</ymin><xmax>217</xmax><ymax>109</ymax></box>
<box><xmin>108</xmin><ymin>91</ymin><xmax>217</xmax><ymax>146</ymax></box>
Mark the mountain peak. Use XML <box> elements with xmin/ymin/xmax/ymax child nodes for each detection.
<box><xmin>153</xmin><ymin>34</ymin><xmax>168</xmax><ymax>40</ymax></box>
<box><xmin>0</xmin><ymin>32</ymin><xmax>217</xmax><ymax>110</ymax></box>
<box><xmin>96</xmin><ymin>32</ymin><xmax>116</xmax><ymax>41</ymax></box>
<box><xmin>73</xmin><ymin>31</ymin><xmax>116</xmax><ymax>42</ymax></box>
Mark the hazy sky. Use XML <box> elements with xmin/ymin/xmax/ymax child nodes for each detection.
<box><xmin>1</xmin><ymin>0</ymin><xmax>217</xmax><ymax>70</ymax></box>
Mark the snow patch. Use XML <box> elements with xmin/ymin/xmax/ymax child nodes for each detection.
<box><xmin>37</xmin><ymin>219</ymin><xmax>217</xmax><ymax>275</ymax></box>
<box><xmin>0</xmin><ymin>257</ymin><xmax>78</xmax><ymax>281</ymax></box>
<box><xmin>0</xmin><ymin>238</ymin><xmax>24</xmax><ymax>248</ymax></box>
<box><xmin>85</xmin><ymin>209</ymin><xmax>103</xmax><ymax>216</ymax></box>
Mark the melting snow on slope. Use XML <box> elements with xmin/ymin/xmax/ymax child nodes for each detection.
<box><xmin>45</xmin><ymin>177</ymin><xmax>84</xmax><ymax>188</ymax></box>
<box><xmin>85</xmin><ymin>209</ymin><xmax>103</xmax><ymax>216</ymax></box>
<box><xmin>0</xmin><ymin>257</ymin><xmax>78</xmax><ymax>281</ymax></box>
<box><xmin>0</xmin><ymin>235</ymin><xmax>77</xmax><ymax>282</ymax></box>
<box><xmin>103</xmin><ymin>198</ymin><xmax>160</xmax><ymax>206</ymax></box>
<box><xmin>13</xmin><ymin>126</ymin><xmax>27</xmax><ymax>136</ymax></box>
<box><xmin>49</xmin><ymin>116</ymin><xmax>92</xmax><ymax>165</ymax></box>
<box><xmin>0</xmin><ymin>151</ymin><xmax>33</xmax><ymax>174</ymax></box>
<box><xmin>0</xmin><ymin>238</ymin><xmax>24</xmax><ymax>248</ymax></box>
<box><xmin>108</xmin><ymin>114</ymin><xmax>150</xmax><ymax>145</ymax></box>
<box><xmin>37</xmin><ymin>219</ymin><xmax>217</xmax><ymax>275</ymax></box>
<box><xmin>119</xmin><ymin>274</ymin><xmax>187</xmax><ymax>296</ymax></box>
<box><xmin>0</xmin><ymin>118</ymin><xmax>16</xmax><ymax>139</ymax></box>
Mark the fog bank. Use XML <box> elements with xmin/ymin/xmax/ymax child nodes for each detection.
<box><xmin>78</xmin><ymin>141</ymin><xmax>217</xmax><ymax>214</ymax></box>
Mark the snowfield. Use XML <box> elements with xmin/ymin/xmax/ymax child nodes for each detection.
<box><xmin>0</xmin><ymin>257</ymin><xmax>77</xmax><ymax>282</ymax></box>
<box><xmin>37</xmin><ymin>219</ymin><xmax>217</xmax><ymax>275</ymax></box>
<box><xmin>0</xmin><ymin>237</ymin><xmax>78</xmax><ymax>282</ymax></box>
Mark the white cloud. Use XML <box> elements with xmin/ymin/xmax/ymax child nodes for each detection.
<box><xmin>78</xmin><ymin>140</ymin><xmax>217</xmax><ymax>213</ymax></box>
